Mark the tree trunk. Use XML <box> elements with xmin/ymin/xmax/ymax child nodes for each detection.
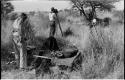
<box><xmin>12</xmin><ymin>33</ymin><xmax>27</xmax><ymax>69</ymax></box>
<box><xmin>12</xmin><ymin>38</ymin><xmax>20</xmax><ymax>68</ymax></box>
<box><xmin>19</xmin><ymin>41</ymin><xmax>27</xmax><ymax>69</ymax></box>
<box><xmin>80</xmin><ymin>11</ymin><xmax>82</xmax><ymax>16</ymax></box>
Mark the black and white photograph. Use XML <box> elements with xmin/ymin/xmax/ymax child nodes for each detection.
<box><xmin>1</xmin><ymin>0</ymin><xmax>124</xmax><ymax>79</ymax></box>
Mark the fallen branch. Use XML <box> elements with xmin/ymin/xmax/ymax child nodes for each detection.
<box><xmin>33</xmin><ymin>55</ymin><xmax>52</xmax><ymax>60</ymax></box>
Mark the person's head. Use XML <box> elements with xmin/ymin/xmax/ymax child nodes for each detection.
<box><xmin>51</xmin><ymin>7</ymin><xmax>58</xmax><ymax>13</ymax></box>
<box><xmin>51</xmin><ymin>7</ymin><xmax>55</xmax><ymax>12</ymax></box>
<box><xmin>20</xmin><ymin>13</ymin><xmax>27</xmax><ymax>20</ymax></box>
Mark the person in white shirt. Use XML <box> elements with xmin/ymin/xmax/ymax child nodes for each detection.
<box><xmin>49</xmin><ymin>7</ymin><xmax>58</xmax><ymax>37</ymax></box>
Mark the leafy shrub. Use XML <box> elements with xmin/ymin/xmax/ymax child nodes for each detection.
<box><xmin>63</xmin><ymin>27</ymin><xmax>74</xmax><ymax>37</ymax></box>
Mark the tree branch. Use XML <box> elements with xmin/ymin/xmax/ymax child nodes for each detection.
<box><xmin>76</xmin><ymin>0</ymin><xmax>89</xmax><ymax>20</ymax></box>
<box><xmin>89</xmin><ymin>2</ymin><xmax>96</xmax><ymax>18</ymax></box>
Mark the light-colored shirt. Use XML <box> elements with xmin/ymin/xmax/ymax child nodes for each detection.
<box><xmin>49</xmin><ymin>12</ymin><xmax>56</xmax><ymax>21</ymax></box>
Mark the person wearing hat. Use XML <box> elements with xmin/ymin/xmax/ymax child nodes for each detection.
<box><xmin>49</xmin><ymin>7</ymin><xmax>58</xmax><ymax>37</ymax></box>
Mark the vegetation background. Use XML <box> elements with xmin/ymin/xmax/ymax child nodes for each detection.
<box><xmin>1</xmin><ymin>0</ymin><xmax>124</xmax><ymax>79</ymax></box>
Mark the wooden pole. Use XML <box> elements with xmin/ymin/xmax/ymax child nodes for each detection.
<box><xmin>55</xmin><ymin>13</ymin><xmax>63</xmax><ymax>37</ymax></box>
<box><xmin>19</xmin><ymin>41</ymin><xmax>27</xmax><ymax>69</ymax></box>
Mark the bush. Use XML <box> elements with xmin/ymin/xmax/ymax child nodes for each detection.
<box><xmin>103</xmin><ymin>17</ymin><xmax>112</xmax><ymax>26</ymax></box>
<box><xmin>63</xmin><ymin>27</ymin><xmax>74</xmax><ymax>37</ymax></box>
<box><xmin>113</xmin><ymin>10</ymin><xmax>124</xmax><ymax>24</ymax></box>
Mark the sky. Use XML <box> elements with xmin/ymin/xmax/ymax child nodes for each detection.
<box><xmin>10</xmin><ymin>0</ymin><xmax>71</xmax><ymax>12</ymax></box>
<box><xmin>114</xmin><ymin>0</ymin><xmax>124</xmax><ymax>10</ymax></box>
<box><xmin>10</xmin><ymin>0</ymin><xmax>124</xmax><ymax>12</ymax></box>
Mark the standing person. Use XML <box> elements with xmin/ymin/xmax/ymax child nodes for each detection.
<box><xmin>49</xmin><ymin>7</ymin><xmax>58</xmax><ymax>37</ymax></box>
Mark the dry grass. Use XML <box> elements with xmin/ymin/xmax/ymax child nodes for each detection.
<box><xmin>1</xmin><ymin>10</ymin><xmax>124</xmax><ymax>79</ymax></box>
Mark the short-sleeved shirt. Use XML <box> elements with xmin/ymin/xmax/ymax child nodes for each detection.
<box><xmin>49</xmin><ymin>12</ymin><xmax>56</xmax><ymax>21</ymax></box>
